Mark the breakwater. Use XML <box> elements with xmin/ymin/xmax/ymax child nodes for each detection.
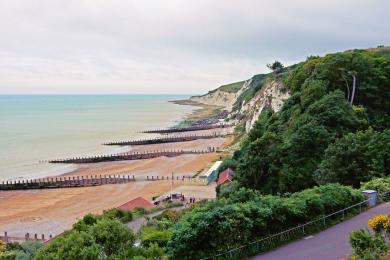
<box><xmin>104</xmin><ymin>133</ymin><xmax>224</xmax><ymax>146</ymax></box>
<box><xmin>47</xmin><ymin>148</ymin><xmax>215</xmax><ymax>164</ymax></box>
<box><xmin>142</xmin><ymin>123</ymin><xmax>231</xmax><ymax>134</ymax></box>
<box><xmin>0</xmin><ymin>174</ymin><xmax>193</xmax><ymax>191</ymax></box>
<box><xmin>0</xmin><ymin>231</ymin><xmax>51</xmax><ymax>244</ymax></box>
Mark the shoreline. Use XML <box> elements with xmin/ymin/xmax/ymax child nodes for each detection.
<box><xmin>2</xmin><ymin>98</ymin><xmax>198</xmax><ymax>182</ymax></box>
<box><xmin>0</xmin><ymin>97</ymin><xmax>234</xmax><ymax>238</ymax></box>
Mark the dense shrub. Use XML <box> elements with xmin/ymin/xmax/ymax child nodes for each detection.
<box><xmin>361</xmin><ymin>177</ymin><xmax>390</xmax><ymax>201</ymax></box>
<box><xmin>315</xmin><ymin>129</ymin><xmax>390</xmax><ymax>187</ymax></box>
<box><xmin>349</xmin><ymin>229</ymin><xmax>389</xmax><ymax>259</ymax></box>
<box><xmin>35</xmin><ymin>219</ymin><xmax>136</xmax><ymax>259</ymax></box>
<box><xmin>140</xmin><ymin>226</ymin><xmax>172</xmax><ymax>248</ymax></box>
<box><xmin>167</xmin><ymin>184</ymin><xmax>363</xmax><ymax>259</ymax></box>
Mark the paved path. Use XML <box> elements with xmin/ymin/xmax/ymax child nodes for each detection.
<box><xmin>127</xmin><ymin>206</ymin><xmax>184</xmax><ymax>233</ymax></box>
<box><xmin>254</xmin><ymin>202</ymin><xmax>390</xmax><ymax>260</ymax></box>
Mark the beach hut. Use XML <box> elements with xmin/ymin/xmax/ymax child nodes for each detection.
<box><xmin>117</xmin><ymin>197</ymin><xmax>154</xmax><ymax>211</ymax></box>
<box><xmin>217</xmin><ymin>168</ymin><xmax>235</xmax><ymax>186</ymax></box>
<box><xmin>199</xmin><ymin>161</ymin><xmax>222</xmax><ymax>184</ymax></box>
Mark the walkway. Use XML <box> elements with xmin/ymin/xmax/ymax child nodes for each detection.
<box><xmin>254</xmin><ymin>202</ymin><xmax>390</xmax><ymax>260</ymax></box>
<box><xmin>127</xmin><ymin>206</ymin><xmax>184</xmax><ymax>233</ymax></box>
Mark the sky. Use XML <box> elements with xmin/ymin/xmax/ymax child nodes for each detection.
<box><xmin>0</xmin><ymin>0</ymin><xmax>389</xmax><ymax>94</ymax></box>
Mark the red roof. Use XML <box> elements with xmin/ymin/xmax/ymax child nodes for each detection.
<box><xmin>117</xmin><ymin>197</ymin><xmax>154</xmax><ymax>211</ymax></box>
<box><xmin>217</xmin><ymin>168</ymin><xmax>234</xmax><ymax>186</ymax></box>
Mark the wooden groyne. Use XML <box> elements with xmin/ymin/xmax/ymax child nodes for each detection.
<box><xmin>48</xmin><ymin>148</ymin><xmax>216</xmax><ymax>164</ymax></box>
<box><xmin>0</xmin><ymin>174</ymin><xmax>193</xmax><ymax>191</ymax></box>
<box><xmin>142</xmin><ymin>123</ymin><xmax>232</xmax><ymax>134</ymax></box>
<box><xmin>104</xmin><ymin>133</ymin><xmax>224</xmax><ymax>146</ymax></box>
<box><xmin>0</xmin><ymin>231</ymin><xmax>51</xmax><ymax>244</ymax></box>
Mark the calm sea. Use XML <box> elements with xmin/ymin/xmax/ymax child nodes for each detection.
<box><xmin>0</xmin><ymin>95</ymin><xmax>194</xmax><ymax>181</ymax></box>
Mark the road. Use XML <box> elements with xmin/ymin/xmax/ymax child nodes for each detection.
<box><xmin>254</xmin><ymin>202</ymin><xmax>390</xmax><ymax>260</ymax></box>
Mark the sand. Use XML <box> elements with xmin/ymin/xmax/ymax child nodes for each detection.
<box><xmin>0</xmin><ymin>128</ymin><xmax>234</xmax><ymax>238</ymax></box>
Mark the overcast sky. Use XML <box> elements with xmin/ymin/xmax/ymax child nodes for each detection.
<box><xmin>0</xmin><ymin>0</ymin><xmax>389</xmax><ymax>94</ymax></box>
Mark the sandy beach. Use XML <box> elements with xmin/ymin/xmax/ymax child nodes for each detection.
<box><xmin>0</xmin><ymin>123</ymin><xmax>234</xmax><ymax>238</ymax></box>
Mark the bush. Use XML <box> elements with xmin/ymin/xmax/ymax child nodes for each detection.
<box><xmin>140</xmin><ymin>226</ymin><xmax>172</xmax><ymax>248</ymax></box>
<box><xmin>368</xmin><ymin>215</ymin><xmax>390</xmax><ymax>233</ymax></box>
<box><xmin>102</xmin><ymin>208</ymin><xmax>133</xmax><ymax>223</ymax></box>
<box><xmin>349</xmin><ymin>229</ymin><xmax>389</xmax><ymax>259</ymax></box>
<box><xmin>361</xmin><ymin>177</ymin><xmax>390</xmax><ymax>201</ymax></box>
<box><xmin>35</xmin><ymin>219</ymin><xmax>135</xmax><ymax>259</ymax></box>
<box><xmin>167</xmin><ymin>184</ymin><xmax>364</xmax><ymax>259</ymax></box>
<box><xmin>0</xmin><ymin>252</ymin><xmax>16</xmax><ymax>260</ymax></box>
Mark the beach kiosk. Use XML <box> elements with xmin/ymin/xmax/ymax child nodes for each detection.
<box><xmin>199</xmin><ymin>161</ymin><xmax>222</xmax><ymax>185</ymax></box>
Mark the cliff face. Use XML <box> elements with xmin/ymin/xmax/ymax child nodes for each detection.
<box><xmin>190</xmin><ymin>74</ymin><xmax>291</xmax><ymax>133</ymax></box>
<box><xmin>190</xmin><ymin>89</ymin><xmax>242</xmax><ymax>111</ymax></box>
<box><xmin>240</xmin><ymin>79</ymin><xmax>290</xmax><ymax>132</ymax></box>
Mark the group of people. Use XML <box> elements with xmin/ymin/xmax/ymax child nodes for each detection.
<box><xmin>188</xmin><ymin>196</ymin><xmax>196</xmax><ymax>204</ymax></box>
<box><xmin>178</xmin><ymin>194</ymin><xmax>196</xmax><ymax>204</ymax></box>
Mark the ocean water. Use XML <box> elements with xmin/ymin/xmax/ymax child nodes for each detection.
<box><xmin>0</xmin><ymin>95</ymin><xmax>195</xmax><ymax>181</ymax></box>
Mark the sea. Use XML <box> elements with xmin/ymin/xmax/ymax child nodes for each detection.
<box><xmin>0</xmin><ymin>95</ymin><xmax>195</xmax><ymax>181</ymax></box>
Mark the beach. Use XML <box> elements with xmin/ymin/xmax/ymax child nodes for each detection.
<box><xmin>0</xmin><ymin>97</ymin><xmax>232</xmax><ymax>238</ymax></box>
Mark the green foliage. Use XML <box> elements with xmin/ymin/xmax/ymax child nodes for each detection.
<box><xmin>167</xmin><ymin>184</ymin><xmax>363</xmax><ymax>259</ymax></box>
<box><xmin>73</xmin><ymin>209</ymin><xmax>133</xmax><ymax>233</ymax></box>
<box><xmin>217</xmin><ymin>81</ymin><xmax>245</xmax><ymax>93</ymax></box>
<box><xmin>217</xmin><ymin>157</ymin><xmax>237</xmax><ymax>174</ymax></box>
<box><xmin>217</xmin><ymin>180</ymin><xmax>240</xmax><ymax>198</ymax></box>
<box><xmin>102</xmin><ymin>208</ymin><xmax>133</xmax><ymax>222</ymax></box>
<box><xmin>300</xmin><ymin>79</ymin><xmax>328</xmax><ymax>109</ymax></box>
<box><xmin>285</xmin><ymin>50</ymin><xmax>390</xmax><ymax>129</ymax></box>
<box><xmin>267</xmin><ymin>61</ymin><xmax>284</xmax><ymax>74</ymax></box>
<box><xmin>0</xmin><ymin>252</ymin><xmax>16</xmax><ymax>260</ymax></box>
<box><xmin>315</xmin><ymin>129</ymin><xmax>390</xmax><ymax>187</ymax></box>
<box><xmin>91</xmin><ymin>218</ymin><xmax>135</xmax><ymax>256</ymax></box>
<box><xmin>232</xmin><ymin>49</ymin><xmax>389</xmax><ymax>194</ymax></box>
<box><xmin>18</xmin><ymin>241</ymin><xmax>43</xmax><ymax>260</ymax></box>
<box><xmin>233</xmin><ymin>74</ymin><xmax>267</xmax><ymax>110</ymax></box>
<box><xmin>0</xmin><ymin>241</ymin><xmax>42</xmax><ymax>260</ymax></box>
<box><xmin>35</xmin><ymin>219</ymin><xmax>135</xmax><ymax>259</ymax></box>
<box><xmin>140</xmin><ymin>226</ymin><xmax>172</xmax><ymax>248</ymax></box>
<box><xmin>117</xmin><ymin>243</ymin><xmax>166</xmax><ymax>260</ymax></box>
<box><xmin>349</xmin><ymin>229</ymin><xmax>389</xmax><ymax>259</ymax></box>
<box><xmin>361</xmin><ymin>177</ymin><xmax>390</xmax><ymax>202</ymax></box>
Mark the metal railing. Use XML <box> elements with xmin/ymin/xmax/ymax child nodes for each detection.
<box><xmin>201</xmin><ymin>198</ymin><xmax>371</xmax><ymax>260</ymax></box>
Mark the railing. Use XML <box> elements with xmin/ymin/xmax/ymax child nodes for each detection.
<box><xmin>201</xmin><ymin>198</ymin><xmax>371</xmax><ymax>260</ymax></box>
<box><xmin>378</xmin><ymin>190</ymin><xmax>390</xmax><ymax>202</ymax></box>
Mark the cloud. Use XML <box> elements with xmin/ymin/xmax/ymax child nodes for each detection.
<box><xmin>0</xmin><ymin>0</ymin><xmax>389</xmax><ymax>94</ymax></box>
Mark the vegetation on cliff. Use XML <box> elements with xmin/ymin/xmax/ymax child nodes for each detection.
<box><xmin>221</xmin><ymin>48</ymin><xmax>390</xmax><ymax>193</ymax></box>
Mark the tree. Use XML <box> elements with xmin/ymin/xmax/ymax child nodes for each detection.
<box><xmin>266</xmin><ymin>61</ymin><xmax>284</xmax><ymax>74</ymax></box>
<box><xmin>35</xmin><ymin>219</ymin><xmax>135</xmax><ymax>259</ymax></box>
<box><xmin>314</xmin><ymin>129</ymin><xmax>390</xmax><ymax>187</ymax></box>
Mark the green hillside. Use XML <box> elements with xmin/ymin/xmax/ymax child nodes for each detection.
<box><xmin>168</xmin><ymin>47</ymin><xmax>390</xmax><ymax>258</ymax></box>
<box><xmin>205</xmin><ymin>80</ymin><xmax>245</xmax><ymax>95</ymax></box>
